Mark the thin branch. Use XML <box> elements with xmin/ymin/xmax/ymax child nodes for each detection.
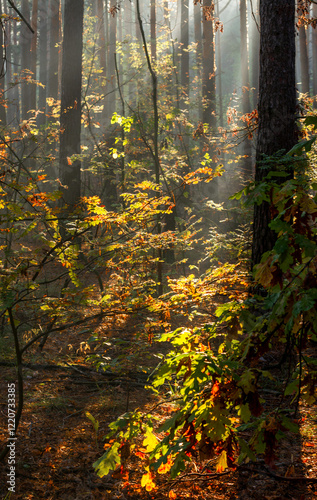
<box><xmin>7</xmin><ymin>0</ymin><xmax>34</xmax><ymax>33</ymax></box>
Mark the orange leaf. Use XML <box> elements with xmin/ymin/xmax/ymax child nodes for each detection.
<box><xmin>169</xmin><ymin>491</ymin><xmax>177</xmax><ymax>499</ymax></box>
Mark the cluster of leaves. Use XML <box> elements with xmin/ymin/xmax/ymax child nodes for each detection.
<box><xmin>93</xmin><ymin>127</ymin><xmax>317</xmax><ymax>490</ymax></box>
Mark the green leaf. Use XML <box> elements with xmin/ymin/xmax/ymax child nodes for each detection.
<box><xmin>93</xmin><ymin>442</ymin><xmax>121</xmax><ymax>477</ymax></box>
<box><xmin>293</xmin><ymin>293</ymin><xmax>316</xmax><ymax>318</ymax></box>
<box><xmin>287</xmin><ymin>137</ymin><xmax>316</xmax><ymax>156</ymax></box>
<box><xmin>303</xmin><ymin>115</ymin><xmax>317</xmax><ymax>130</ymax></box>
<box><xmin>284</xmin><ymin>378</ymin><xmax>299</xmax><ymax>397</ymax></box>
<box><xmin>239</xmin><ymin>403</ymin><xmax>252</xmax><ymax>423</ymax></box>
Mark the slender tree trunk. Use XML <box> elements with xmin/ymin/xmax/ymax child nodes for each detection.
<box><xmin>97</xmin><ymin>0</ymin><xmax>107</xmax><ymax>126</ymax></box>
<box><xmin>150</xmin><ymin>0</ymin><xmax>156</xmax><ymax>60</ymax></box>
<box><xmin>312</xmin><ymin>3</ymin><xmax>317</xmax><ymax>105</ymax></box>
<box><xmin>0</xmin><ymin>0</ymin><xmax>6</xmax><ymax>126</ymax></box>
<box><xmin>48</xmin><ymin>0</ymin><xmax>61</xmax><ymax>100</ymax></box>
<box><xmin>252</xmin><ymin>0</ymin><xmax>296</xmax><ymax>266</ymax></box>
<box><xmin>59</xmin><ymin>0</ymin><xmax>84</xmax><ymax>209</ymax></box>
<box><xmin>29</xmin><ymin>0</ymin><xmax>38</xmax><ymax>113</ymax></box>
<box><xmin>215</xmin><ymin>0</ymin><xmax>223</xmax><ymax>128</ymax></box>
<box><xmin>202</xmin><ymin>1</ymin><xmax>218</xmax><ymax>204</ymax></box>
<box><xmin>38</xmin><ymin>0</ymin><xmax>48</xmax><ymax>128</ymax></box>
<box><xmin>106</xmin><ymin>3</ymin><xmax>117</xmax><ymax>122</ymax></box>
<box><xmin>21</xmin><ymin>0</ymin><xmax>32</xmax><ymax>121</ymax></box>
<box><xmin>240</xmin><ymin>0</ymin><xmax>252</xmax><ymax>178</ymax></box>
<box><xmin>97</xmin><ymin>0</ymin><xmax>107</xmax><ymax>75</ymax></box>
<box><xmin>202</xmin><ymin>0</ymin><xmax>216</xmax><ymax>130</ymax></box>
<box><xmin>180</xmin><ymin>0</ymin><xmax>189</xmax><ymax>110</ymax></box>
<box><xmin>163</xmin><ymin>0</ymin><xmax>169</xmax><ymax>25</ymax></box>
<box><xmin>11</xmin><ymin>9</ymin><xmax>20</xmax><ymax>126</ymax></box>
<box><xmin>298</xmin><ymin>12</ymin><xmax>310</xmax><ymax>94</ymax></box>
<box><xmin>250</xmin><ymin>0</ymin><xmax>260</xmax><ymax>109</ymax></box>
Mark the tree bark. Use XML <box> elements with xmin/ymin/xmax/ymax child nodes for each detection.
<box><xmin>47</xmin><ymin>0</ymin><xmax>61</xmax><ymax>100</ymax></box>
<box><xmin>29</xmin><ymin>0</ymin><xmax>38</xmax><ymax>113</ymax></box>
<box><xmin>38</xmin><ymin>0</ymin><xmax>48</xmax><ymax>128</ymax></box>
<box><xmin>150</xmin><ymin>0</ymin><xmax>156</xmax><ymax>60</ymax></box>
<box><xmin>202</xmin><ymin>0</ymin><xmax>216</xmax><ymax>130</ymax></box>
<box><xmin>250</xmin><ymin>0</ymin><xmax>260</xmax><ymax>109</ymax></box>
<box><xmin>21</xmin><ymin>0</ymin><xmax>32</xmax><ymax>121</ymax></box>
<box><xmin>0</xmin><ymin>0</ymin><xmax>6</xmax><ymax>126</ymax></box>
<box><xmin>59</xmin><ymin>0</ymin><xmax>84</xmax><ymax>208</ymax></box>
<box><xmin>240</xmin><ymin>0</ymin><xmax>252</xmax><ymax>177</ymax></box>
<box><xmin>106</xmin><ymin>2</ymin><xmax>117</xmax><ymax>122</ymax></box>
<box><xmin>298</xmin><ymin>13</ymin><xmax>310</xmax><ymax>94</ymax></box>
<box><xmin>252</xmin><ymin>0</ymin><xmax>297</xmax><ymax>266</ymax></box>
<box><xmin>312</xmin><ymin>3</ymin><xmax>317</xmax><ymax>105</ymax></box>
<box><xmin>180</xmin><ymin>0</ymin><xmax>189</xmax><ymax>110</ymax></box>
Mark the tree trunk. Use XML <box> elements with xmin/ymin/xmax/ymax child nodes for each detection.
<box><xmin>21</xmin><ymin>0</ymin><xmax>32</xmax><ymax>121</ymax></box>
<box><xmin>298</xmin><ymin>13</ymin><xmax>310</xmax><ymax>94</ymax></box>
<box><xmin>38</xmin><ymin>0</ymin><xmax>48</xmax><ymax>128</ymax></box>
<box><xmin>240</xmin><ymin>0</ymin><xmax>252</xmax><ymax>178</ymax></box>
<box><xmin>250</xmin><ymin>0</ymin><xmax>260</xmax><ymax>109</ymax></box>
<box><xmin>48</xmin><ymin>0</ymin><xmax>61</xmax><ymax>100</ymax></box>
<box><xmin>0</xmin><ymin>0</ymin><xmax>6</xmax><ymax>126</ymax></box>
<box><xmin>150</xmin><ymin>0</ymin><xmax>156</xmax><ymax>60</ymax></box>
<box><xmin>202</xmin><ymin>0</ymin><xmax>216</xmax><ymax>130</ymax></box>
<box><xmin>29</xmin><ymin>0</ymin><xmax>38</xmax><ymax>113</ymax></box>
<box><xmin>106</xmin><ymin>2</ymin><xmax>117</xmax><ymax>122</ymax></box>
<box><xmin>180</xmin><ymin>0</ymin><xmax>189</xmax><ymax>110</ymax></box>
<box><xmin>59</xmin><ymin>0</ymin><xmax>84</xmax><ymax>208</ymax></box>
<box><xmin>312</xmin><ymin>3</ymin><xmax>317</xmax><ymax>105</ymax></box>
<box><xmin>11</xmin><ymin>8</ymin><xmax>21</xmax><ymax>126</ymax></box>
<box><xmin>215</xmin><ymin>0</ymin><xmax>223</xmax><ymax>128</ymax></box>
<box><xmin>252</xmin><ymin>0</ymin><xmax>296</xmax><ymax>266</ymax></box>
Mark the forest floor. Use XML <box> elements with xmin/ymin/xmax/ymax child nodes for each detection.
<box><xmin>0</xmin><ymin>309</ymin><xmax>317</xmax><ymax>500</ymax></box>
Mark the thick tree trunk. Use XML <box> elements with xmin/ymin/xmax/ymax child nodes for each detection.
<box><xmin>252</xmin><ymin>0</ymin><xmax>296</xmax><ymax>266</ymax></box>
<box><xmin>59</xmin><ymin>0</ymin><xmax>84</xmax><ymax>208</ymax></box>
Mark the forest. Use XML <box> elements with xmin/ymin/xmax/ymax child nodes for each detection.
<box><xmin>0</xmin><ymin>0</ymin><xmax>317</xmax><ymax>498</ymax></box>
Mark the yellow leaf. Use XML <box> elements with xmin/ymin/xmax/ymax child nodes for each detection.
<box><xmin>141</xmin><ymin>471</ymin><xmax>156</xmax><ymax>491</ymax></box>
<box><xmin>215</xmin><ymin>450</ymin><xmax>228</xmax><ymax>472</ymax></box>
<box><xmin>169</xmin><ymin>491</ymin><xmax>177</xmax><ymax>499</ymax></box>
<box><xmin>143</xmin><ymin>430</ymin><xmax>158</xmax><ymax>453</ymax></box>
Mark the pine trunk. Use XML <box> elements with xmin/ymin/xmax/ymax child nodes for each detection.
<box><xmin>252</xmin><ymin>0</ymin><xmax>296</xmax><ymax>266</ymax></box>
<box><xmin>59</xmin><ymin>0</ymin><xmax>84</xmax><ymax>208</ymax></box>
